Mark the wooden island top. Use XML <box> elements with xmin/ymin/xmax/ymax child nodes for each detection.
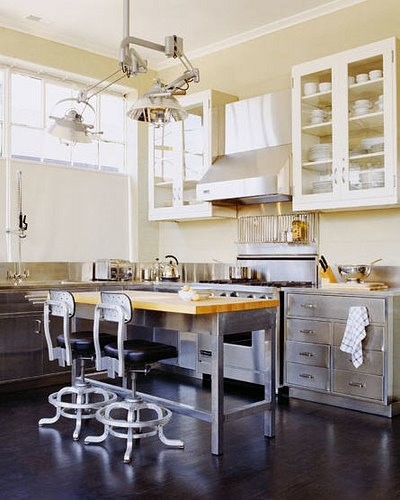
<box><xmin>73</xmin><ymin>290</ymin><xmax>279</xmax><ymax>315</ymax></box>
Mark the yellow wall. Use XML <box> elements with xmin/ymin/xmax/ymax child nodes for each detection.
<box><xmin>157</xmin><ymin>0</ymin><xmax>400</xmax><ymax>266</ymax></box>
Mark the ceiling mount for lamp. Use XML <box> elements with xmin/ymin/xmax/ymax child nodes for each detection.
<box><xmin>47</xmin><ymin>0</ymin><xmax>200</xmax><ymax>143</ymax></box>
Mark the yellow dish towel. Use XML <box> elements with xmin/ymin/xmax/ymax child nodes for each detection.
<box><xmin>340</xmin><ymin>306</ymin><xmax>369</xmax><ymax>368</ymax></box>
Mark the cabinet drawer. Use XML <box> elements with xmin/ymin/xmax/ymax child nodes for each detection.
<box><xmin>286</xmin><ymin>362</ymin><xmax>330</xmax><ymax>391</ymax></box>
<box><xmin>286</xmin><ymin>341</ymin><xmax>329</xmax><ymax>367</ymax></box>
<box><xmin>333</xmin><ymin>369</ymin><xmax>383</xmax><ymax>401</ymax></box>
<box><xmin>332</xmin><ymin>347</ymin><xmax>383</xmax><ymax>375</ymax></box>
<box><xmin>286</xmin><ymin>318</ymin><xmax>330</xmax><ymax>344</ymax></box>
<box><xmin>332</xmin><ymin>323</ymin><xmax>384</xmax><ymax>351</ymax></box>
<box><xmin>286</xmin><ymin>293</ymin><xmax>385</xmax><ymax>323</ymax></box>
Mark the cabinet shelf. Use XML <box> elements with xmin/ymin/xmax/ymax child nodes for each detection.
<box><xmin>349</xmin><ymin>151</ymin><xmax>384</xmax><ymax>161</ymax></box>
<box><xmin>301</xmin><ymin>91</ymin><xmax>332</xmax><ymax>106</ymax></box>
<box><xmin>302</xmin><ymin>122</ymin><xmax>332</xmax><ymax>136</ymax></box>
<box><xmin>348</xmin><ymin>78</ymin><xmax>383</xmax><ymax>98</ymax></box>
<box><xmin>348</xmin><ymin>111</ymin><xmax>384</xmax><ymax>130</ymax></box>
<box><xmin>302</xmin><ymin>159</ymin><xmax>332</xmax><ymax>171</ymax></box>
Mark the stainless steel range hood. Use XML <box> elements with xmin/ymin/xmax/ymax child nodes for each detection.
<box><xmin>196</xmin><ymin>89</ymin><xmax>292</xmax><ymax>205</ymax></box>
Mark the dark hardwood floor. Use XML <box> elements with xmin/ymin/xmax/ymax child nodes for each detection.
<box><xmin>1</xmin><ymin>373</ymin><xmax>400</xmax><ymax>499</ymax></box>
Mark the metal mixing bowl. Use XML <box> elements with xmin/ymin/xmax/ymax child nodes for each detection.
<box><xmin>337</xmin><ymin>264</ymin><xmax>371</xmax><ymax>282</ymax></box>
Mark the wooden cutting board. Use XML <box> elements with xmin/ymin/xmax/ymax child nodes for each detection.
<box><xmin>321</xmin><ymin>282</ymin><xmax>388</xmax><ymax>291</ymax></box>
<box><xmin>73</xmin><ymin>290</ymin><xmax>280</xmax><ymax>315</ymax></box>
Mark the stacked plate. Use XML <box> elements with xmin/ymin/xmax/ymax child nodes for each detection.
<box><xmin>308</xmin><ymin>143</ymin><xmax>332</xmax><ymax>162</ymax></box>
<box><xmin>352</xmin><ymin>99</ymin><xmax>372</xmax><ymax>116</ymax></box>
<box><xmin>311</xmin><ymin>180</ymin><xmax>332</xmax><ymax>193</ymax></box>
<box><xmin>359</xmin><ymin>167</ymin><xmax>384</xmax><ymax>188</ymax></box>
<box><xmin>361</xmin><ymin>136</ymin><xmax>384</xmax><ymax>153</ymax></box>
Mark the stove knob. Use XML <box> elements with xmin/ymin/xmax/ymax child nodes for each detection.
<box><xmin>259</xmin><ymin>295</ymin><xmax>266</xmax><ymax>299</ymax></box>
<box><xmin>247</xmin><ymin>294</ymin><xmax>254</xmax><ymax>298</ymax></box>
<box><xmin>220</xmin><ymin>292</ymin><xmax>227</xmax><ymax>297</ymax></box>
<box><xmin>230</xmin><ymin>291</ymin><xmax>238</xmax><ymax>297</ymax></box>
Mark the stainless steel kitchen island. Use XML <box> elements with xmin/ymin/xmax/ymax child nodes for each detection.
<box><xmin>73</xmin><ymin>290</ymin><xmax>279</xmax><ymax>455</ymax></box>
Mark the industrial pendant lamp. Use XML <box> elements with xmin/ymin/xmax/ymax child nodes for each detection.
<box><xmin>47</xmin><ymin>0</ymin><xmax>200</xmax><ymax>143</ymax></box>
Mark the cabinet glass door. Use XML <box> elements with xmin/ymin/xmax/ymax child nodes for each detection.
<box><xmin>152</xmin><ymin>122</ymin><xmax>180</xmax><ymax>209</ymax></box>
<box><xmin>347</xmin><ymin>54</ymin><xmax>385</xmax><ymax>193</ymax></box>
<box><xmin>299</xmin><ymin>68</ymin><xmax>334</xmax><ymax>197</ymax></box>
<box><xmin>181</xmin><ymin>100</ymin><xmax>206</xmax><ymax>207</ymax></box>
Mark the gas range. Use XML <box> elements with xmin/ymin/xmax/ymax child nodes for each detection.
<box><xmin>193</xmin><ymin>280</ymin><xmax>312</xmax><ymax>298</ymax></box>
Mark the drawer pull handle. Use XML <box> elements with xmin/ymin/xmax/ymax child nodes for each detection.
<box><xmin>300</xmin><ymin>329</ymin><xmax>315</xmax><ymax>334</ymax></box>
<box><xmin>348</xmin><ymin>381</ymin><xmax>365</xmax><ymax>388</ymax></box>
<box><xmin>300</xmin><ymin>304</ymin><xmax>316</xmax><ymax>309</ymax></box>
<box><xmin>299</xmin><ymin>351</ymin><xmax>314</xmax><ymax>357</ymax></box>
<box><xmin>299</xmin><ymin>373</ymin><xmax>314</xmax><ymax>379</ymax></box>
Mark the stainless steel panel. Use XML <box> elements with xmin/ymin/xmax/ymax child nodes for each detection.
<box><xmin>332</xmin><ymin>347</ymin><xmax>384</xmax><ymax>376</ymax></box>
<box><xmin>0</xmin><ymin>315</ymin><xmax>43</xmax><ymax>382</ymax></box>
<box><xmin>333</xmin><ymin>369</ymin><xmax>383</xmax><ymax>401</ymax></box>
<box><xmin>333</xmin><ymin>323</ymin><xmax>384</xmax><ymax>351</ymax></box>
<box><xmin>178</xmin><ymin>331</ymin><xmax>197</xmax><ymax>371</ymax></box>
<box><xmin>286</xmin><ymin>362</ymin><xmax>330</xmax><ymax>391</ymax></box>
<box><xmin>287</xmin><ymin>318</ymin><xmax>330</xmax><ymax>344</ymax></box>
<box><xmin>225</xmin><ymin>90</ymin><xmax>291</xmax><ymax>154</ymax></box>
<box><xmin>286</xmin><ymin>293</ymin><xmax>385</xmax><ymax>323</ymax></box>
<box><xmin>286</xmin><ymin>341</ymin><xmax>329</xmax><ymax>368</ymax></box>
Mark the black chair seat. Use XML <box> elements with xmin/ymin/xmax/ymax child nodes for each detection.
<box><xmin>57</xmin><ymin>332</ymin><xmax>115</xmax><ymax>354</ymax></box>
<box><xmin>104</xmin><ymin>340</ymin><xmax>178</xmax><ymax>365</ymax></box>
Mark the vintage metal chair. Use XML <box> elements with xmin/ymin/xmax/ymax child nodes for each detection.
<box><xmin>39</xmin><ymin>290</ymin><xmax>117</xmax><ymax>440</ymax></box>
<box><xmin>84</xmin><ymin>291</ymin><xmax>184</xmax><ymax>463</ymax></box>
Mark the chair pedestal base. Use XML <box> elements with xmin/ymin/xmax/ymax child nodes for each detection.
<box><xmin>85</xmin><ymin>399</ymin><xmax>185</xmax><ymax>463</ymax></box>
<box><xmin>38</xmin><ymin>384</ymin><xmax>117</xmax><ymax>440</ymax></box>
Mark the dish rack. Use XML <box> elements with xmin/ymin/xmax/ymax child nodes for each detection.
<box><xmin>237</xmin><ymin>213</ymin><xmax>318</xmax><ymax>244</ymax></box>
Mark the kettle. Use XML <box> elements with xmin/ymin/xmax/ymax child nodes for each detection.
<box><xmin>162</xmin><ymin>255</ymin><xmax>180</xmax><ymax>281</ymax></box>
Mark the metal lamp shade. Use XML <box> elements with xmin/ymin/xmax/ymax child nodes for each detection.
<box><xmin>48</xmin><ymin>109</ymin><xmax>93</xmax><ymax>144</ymax></box>
<box><xmin>127</xmin><ymin>92</ymin><xmax>187</xmax><ymax>126</ymax></box>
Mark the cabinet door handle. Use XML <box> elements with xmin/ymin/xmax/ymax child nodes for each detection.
<box><xmin>34</xmin><ymin>319</ymin><xmax>42</xmax><ymax>334</ymax></box>
<box><xmin>334</xmin><ymin>167</ymin><xmax>338</xmax><ymax>184</ymax></box>
<box><xmin>300</xmin><ymin>329</ymin><xmax>315</xmax><ymax>334</ymax></box>
<box><xmin>299</xmin><ymin>351</ymin><xmax>314</xmax><ymax>357</ymax></box>
<box><xmin>299</xmin><ymin>373</ymin><xmax>314</xmax><ymax>379</ymax></box>
<box><xmin>341</xmin><ymin>166</ymin><xmax>346</xmax><ymax>184</ymax></box>
<box><xmin>348</xmin><ymin>381</ymin><xmax>365</xmax><ymax>388</ymax></box>
<box><xmin>300</xmin><ymin>303</ymin><xmax>316</xmax><ymax>309</ymax></box>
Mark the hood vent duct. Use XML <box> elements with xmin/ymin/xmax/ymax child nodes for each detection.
<box><xmin>196</xmin><ymin>89</ymin><xmax>292</xmax><ymax>205</ymax></box>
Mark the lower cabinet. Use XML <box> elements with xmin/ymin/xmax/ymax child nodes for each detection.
<box><xmin>0</xmin><ymin>314</ymin><xmax>43</xmax><ymax>382</ymax></box>
<box><xmin>284</xmin><ymin>290</ymin><xmax>400</xmax><ymax>417</ymax></box>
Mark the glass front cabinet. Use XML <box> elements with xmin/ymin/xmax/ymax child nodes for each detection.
<box><xmin>148</xmin><ymin>89</ymin><xmax>237</xmax><ymax>221</ymax></box>
<box><xmin>292</xmin><ymin>37</ymin><xmax>400</xmax><ymax>211</ymax></box>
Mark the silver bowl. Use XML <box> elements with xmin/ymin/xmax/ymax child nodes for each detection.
<box><xmin>337</xmin><ymin>264</ymin><xmax>371</xmax><ymax>282</ymax></box>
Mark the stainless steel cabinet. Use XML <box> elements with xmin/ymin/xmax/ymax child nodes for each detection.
<box><xmin>0</xmin><ymin>314</ymin><xmax>43</xmax><ymax>381</ymax></box>
<box><xmin>284</xmin><ymin>290</ymin><xmax>400</xmax><ymax>417</ymax></box>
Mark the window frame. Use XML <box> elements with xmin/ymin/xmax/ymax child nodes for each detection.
<box><xmin>0</xmin><ymin>62</ymin><xmax>132</xmax><ymax>174</ymax></box>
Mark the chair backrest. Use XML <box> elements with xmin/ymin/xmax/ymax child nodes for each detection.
<box><xmin>93</xmin><ymin>292</ymin><xmax>132</xmax><ymax>377</ymax></box>
<box><xmin>43</xmin><ymin>290</ymin><xmax>76</xmax><ymax>367</ymax></box>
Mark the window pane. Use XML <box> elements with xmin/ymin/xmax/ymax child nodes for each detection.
<box><xmin>100</xmin><ymin>94</ymin><xmax>125</xmax><ymax>141</ymax></box>
<box><xmin>45</xmin><ymin>83</ymin><xmax>74</xmax><ymax>128</ymax></box>
<box><xmin>11</xmin><ymin>73</ymin><xmax>42</xmax><ymax>126</ymax></box>
<box><xmin>71</xmin><ymin>142</ymin><xmax>99</xmax><ymax>169</ymax></box>
<box><xmin>11</xmin><ymin>126</ymin><xmax>43</xmax><ymax>160</ymax></box>
<box><xmin>99</xmin><ymin>142</ymin><xmax>124</xmax><ymax>172</ymax></box>
<box><xmin>43</xmin><ymin>132</ymin><xmax>71</xmax><ymax>165</ymax></box>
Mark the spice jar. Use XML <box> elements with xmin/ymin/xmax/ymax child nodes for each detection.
<box><xmin>291</xmin><ymin>219</ymin><xmax>308</xmax><ymax>242</ymax></box>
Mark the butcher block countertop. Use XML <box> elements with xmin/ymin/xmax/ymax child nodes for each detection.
<box><xmin>73</xmin><ymin>290</ymin><xmax>279</xmax><ymax>315</ymax></box>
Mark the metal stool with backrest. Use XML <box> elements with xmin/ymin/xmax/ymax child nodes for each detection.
<box><xmin>39</xmin><ymin>290</ymin><xmax>117</xmax><ymax>440</ymax></box>
<box><xmin>84</xmin><ymin>291</ymin><xmax>184</xmax><ymax>463</ymax></box>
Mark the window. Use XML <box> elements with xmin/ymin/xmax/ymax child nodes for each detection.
<box><xmin>1</xmin><ymin>66</ymin><xmax>128</xmax><ymax>173</ymax></box>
